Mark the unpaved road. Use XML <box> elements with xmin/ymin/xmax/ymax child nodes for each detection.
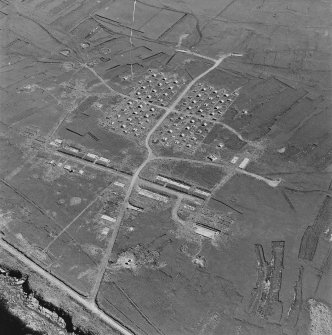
<box><xmin>0</xmin><ymin>239</ymin><xmax>135</xmax><ymax>335</ymax></box>
<box><xmin>89</xmin><ymin>52</ymin><xmax>237</xmax><ymax>300</ymax></box>
<box><xmin>151</xmin><ymin>156</ymin><xmax>281</xmax><ymax>187</ymax></box>
<box><xmin>88</xmin><ymin>50</ymin><xmax>281</xmax><ymax>301</ymax></box>
<box><xmin>0</xmin><ymin>45</ymin><xmax>281</xmax><ymax>334</ymax></box>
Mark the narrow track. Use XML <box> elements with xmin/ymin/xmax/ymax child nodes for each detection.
<box><xmin>0</xmin><ymin>239</ymin><xmax>135</xmax><ymax>335</ymax></box>
<box><xmin>0</xmin><ymin>40</ymin><xmax>281</xmax><ymax>334</ymax></box>
<box><xmin>151</xmin><ymin>156</ymin><xmax>281</xmax><ymax>187</ymax></box>
<box><xmin>89</xmin><ymin>52</ymin><xmax>236</xmax><ymax>300</ymax></box>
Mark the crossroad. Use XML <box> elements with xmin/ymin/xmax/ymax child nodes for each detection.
<box><xmin>1</xmin><ymin>47</ymin><xmax>282</xmax><ymax>335</ymax></box>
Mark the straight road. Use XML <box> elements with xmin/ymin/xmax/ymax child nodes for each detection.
<box><xmin>52</xmin><ymin>150</ymin><xmax>132</xmax><ymax>179</ymax></box>
<box><xmin>2</xmin><ymin>5</ymin><xmax>280</xmax><ymax>333</ymax></box>
<box><xmin>151</xmin><ymin>156</ymin><xmax>281</xmax><ymax>187</ymax></box>
<box><xmin>175</xmin><ymin>49</ymin><xmax>218</xmax><ymax>63</ymax></box>
<box><xmin>0</xmin><ymin>41</ymin><xmax>280</xmax><ymax>334</ymax></box>
<box><xmin>89</xmin><ymin>52</ymin><xmax>237</xmax><ymax>300</ymax></box>
<box><xmin>0</xmin><ymin>239</ymin><xmax>135</xmax><ymax>335</ymax></box>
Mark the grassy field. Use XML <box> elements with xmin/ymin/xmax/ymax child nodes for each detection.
<box><xmin>141</xmin><ymin>160</ymin><xmax>226</xmax><ymax>190</ymax></box>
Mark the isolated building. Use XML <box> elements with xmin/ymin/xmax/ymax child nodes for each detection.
<box><xmin>137</xmin><ymin>187</ymin><xmax>169</xmax><ymax>203</ymax></box>
<box><xmin>68</xmin><ymin>146</ymin><xmax>79</xmax><ymax>153</ymax></box>
<box><xmin>85</xmin><ymin>153</ymin><xmax>98</xmax><ymax>162</ymax></box>
<box><xmin>156</xmin><ymin>175</ymin><xmax>191</xmax><ymax>191</ymax></box>
<box><xmin>63</xmin><ymin>165</ymin><xmax>74</xmax><ymax>172</ymax></box>
<box><xmin>208</xmin><ymin>154</ymin><xmax>218</xmax><ymax>162</ymax></box>
<box><xmin>101</xmin><ymin>215</ymin><xmax>116</xmax><ymax>223</ymax></box>
<box><xmin>127</xmin><ymin>203</ymin><xmax>144</xmax><ymax>212</ymax></box>
<box><xmin>231</xmin><ymin>156</ymin><xmax>239</xmax><ymax>164</ymax></box>
<box><xmin>194</xmin><ymin>188</ymin><xmax>211</xmax><ymax>198</ymax></box>
<box><xmin>194</xmin><ymin>223</ymin><xmax>220</xmax><ymax>239</ymax></box>
<box><xmin>239</xmin><ymin>158</ymin><xmax>250</xmax><ymax>169</ymax></box>
<box><xmin>114</xmin><ymin>181</ymin><xmax>125</xmax><ymax>187</ymax></box>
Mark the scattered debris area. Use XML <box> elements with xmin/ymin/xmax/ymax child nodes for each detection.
<box><xmin>177</xmin><ymin>200</ymin><xmax>202</xmax><ymax>221</ymax></box>
<box><xmin>111</xmin><ymin>245</ymin><xmax>161</xmax><ymax>271</ymax></box>
<box><xmin>192</xmin><ymin>255</ymin><xmax>206</xmax><ymax>268</ymax></box>
<box><xmin>19</xmin><ymin>125</ymin><xmax>40</xmax><ymax>139</ymax></box>
<box><xmin>308</xmin><ymin>299</ymin><xmax>332</xmax><ymax>335</ymax></box>
<box><xmin>248</xmin><ymin>241</ymin><xmax>285</xmax><ymax>322</ymax></box>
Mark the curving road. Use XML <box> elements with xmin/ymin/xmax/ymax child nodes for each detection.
<box><xmin>89</xmin><ymin>52</ymin><xmax>236</xmax><ymax>301</ymax></box>
<box><xmin>83</xmin><ymin>51</ymin><xmax>281</xmax><ymax>302</ymax></box>
<box><xmin>0</xmin><ymin>47</ymin><xmax>281</xmax><ymax>335</ymax></box>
